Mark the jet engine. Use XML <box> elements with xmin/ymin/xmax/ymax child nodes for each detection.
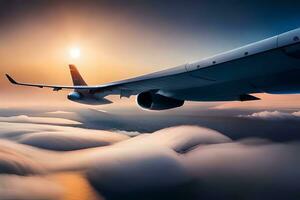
<box><xmin>283</xmin><ymin>42</ymin><xmax>300</xmax><ymax>58</ymax></box>
<box><xmin>137</xmin><ymin>90</ymin><xmax>184</xmax><ymax>110</ymax></box>
<box><xmin>67</xmin><ymin>92</ymin><xmax>82</xmax><ymax>101</ymax></box>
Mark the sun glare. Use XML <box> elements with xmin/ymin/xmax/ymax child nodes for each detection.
<box><xmin>69</xmin><ymin>47</ymin><xmax>81</xmax><ymax>59</ymax></box>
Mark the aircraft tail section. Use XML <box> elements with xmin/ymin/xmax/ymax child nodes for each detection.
<box><xmin>69</xmin><ymin>64</ymin><xmax>87</xmax><ymax>86</ymax></box>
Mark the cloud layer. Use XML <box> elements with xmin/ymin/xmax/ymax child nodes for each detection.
<box><xmin>0</xmin><ymin>114</ymin><xmax>300</xmax><ymax>199</ymax></box>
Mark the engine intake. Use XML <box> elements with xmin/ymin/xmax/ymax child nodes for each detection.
<box><xmin>67</xmin><ymin>92</ymin><xmax>83</xmax><ymax>101</ymax></box>
<box><xmin>137</xmin><ymin>91</ymin><xmax>184</xmax><ymax>110</ymax></box>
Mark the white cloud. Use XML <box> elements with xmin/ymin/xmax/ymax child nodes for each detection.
<box><xmin>116</xmin><ymin>126</ymin><xmax>231</xmax><ymax>153</ymax></box>
<box><xmin>238</xmin><ymin>110</ymin><xmax>300</xmax><ymax>120</ymax></box>
<box><xmin>0</xmin><ymin>115</ymin><xmax>81</xmax><ymax>125</ymax></box>
<box><xmin>292</xmin><ymin>111</ymin><xmax>300</xmax><ymax>117</ymax></box>
<box><xmin>45</xmin><ymin>111</ymin><xmax>74</xmax><ymax>114</ymax></box>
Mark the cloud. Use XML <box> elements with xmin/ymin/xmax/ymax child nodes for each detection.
<box><xmin>45</xmin><ymin>111</ymin><xmax>74</xmax><ymax>114</ymax></box>
<box><xmin>0</xmin><ymin>121</ymin><xmax>129</xmax><ymax>151</ymax></box>
<box><xmin>48</xmin><ymin>172</ymin><xmax>103</xmax><ymax>200</ymax></box>
<box><xmin>293</xmin><ymin>111</ymin><xmax>300</xmax><ymax>117</ymax></box>
<box><xmin>0</xmin><ymin>115</ymin><xmax>81</xmax><ymax>125</ymax></box>
<box><xmin>114</xmin><ymin>130</ymin><xmax>142</xmax><ymax>137</ymax></box>
<box><xmin>0</xmin><ymin>152</ymin><xmax>41</xmax><ymax>175</ymax></box>
<box><xmin>0</xmin><ymin>175</ymin><xmax>63</xmax><ymax>200</ymax></box>
<box><xmin>85</xmin><ymin>126</ymin><xmax>223</xmax><ymax>198</ymax></box>
<box><xmin>88</xmin><ymin>108</ymin><xmax>108</xmax><ymax>113</ymax></box>
<box><xmin>0</xmin><ymin>139</ymin><xmax>49</xmax><ymax>175</ymax></box>
<box><xmin>238</xmin><ymin>111</ymin><xmax>300</xmax><ymax>120</ymax></box>
<box><xmin>38</xmin><ymin>126</ymin><xmax>224</xmax><ymax>172</ymax></box>
<box><xmin>115</xmin><ymin>126</ymin><xmax>231</xmax><ymax>153</ymax></box>
<box><xmin>0</xmin><ymin>121</ymin><xmax>300</xmax><ymax>199</ymax></box>
<box><xmin>184</xmin><ymin>140</ymin><xmax>300</xmax><ymax>199</ymax></box>
<box><xmin>19</xmin><ymin>131</ymin><xmax>128</xmax><ymax>151</ymax></box>
<box><xmin>86</xmin><ymin>147</ymin><xmax>190</xmax><ymax>197</ymax></box>
<box><xmin>84</xmin><ymin>136</ymin><xmax>300</xmax><ymax>200</ymax></box>
<box><xmin>83</xmin><ymin>126</ymin><xmax>300</xmax><ymax>199</ymax></box>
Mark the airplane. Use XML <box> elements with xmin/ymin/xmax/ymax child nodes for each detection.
<box><xmin>6</xmin><ymin>28</ymin><xmax>300</xmax><ymax>110</ymax></box>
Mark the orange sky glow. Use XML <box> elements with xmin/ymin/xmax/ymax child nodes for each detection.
<box><xmin>0</xmin><ymin>3</ymin><xmax>299</xmax><ymax>110</ymax></box>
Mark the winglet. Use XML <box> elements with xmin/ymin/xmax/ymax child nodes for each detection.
<box><xmin>5</xmin><ymin>74</ymin><xmax>18</xmax><ymax>84</ymax></box>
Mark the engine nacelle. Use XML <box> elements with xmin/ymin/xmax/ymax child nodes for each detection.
<box><xmin>283</xmin><ymin>42</ymin><xmax>300</xmax><ymax>58</ymax></box>
<box><xmin>67</xmin><ymin>92</ymin><xmax>83</xmax><ymax>101</ymax></box>
<box><xmin>137</xmin><ymin>91</ymin><xmax>184</xmax><ymax>110</ymax></box>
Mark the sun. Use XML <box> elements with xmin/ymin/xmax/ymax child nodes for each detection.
<box><xmin>69</xmin><ymin>47</ymin><xmax>81</xmax><ymax>59</ymax></box>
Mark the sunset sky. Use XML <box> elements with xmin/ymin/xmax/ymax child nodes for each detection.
<box><xmin>1</xmin><ymin>0</ymin><xmax>300</xmax><ymax>109</ymax></box>
<box><xmin>2</xmin><ymin>2</ymin><xmax>300</xmax><ymax>200</ymax></box>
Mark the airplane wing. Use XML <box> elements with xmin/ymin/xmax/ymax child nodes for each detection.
<box><xmin>5</xmin><ymin>74</ymin><xmax>99</xmax><ymax>91</ymax></box>
<box><xmin>6</xmin><ymin>28</ymin><xmax>300</xmax><ymax>103</ymax></box>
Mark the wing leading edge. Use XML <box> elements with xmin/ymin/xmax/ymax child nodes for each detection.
<box><xmin>5</xmin><ymin>74</ymin><xmax>98</xmax><ymax>91</ymax></box>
